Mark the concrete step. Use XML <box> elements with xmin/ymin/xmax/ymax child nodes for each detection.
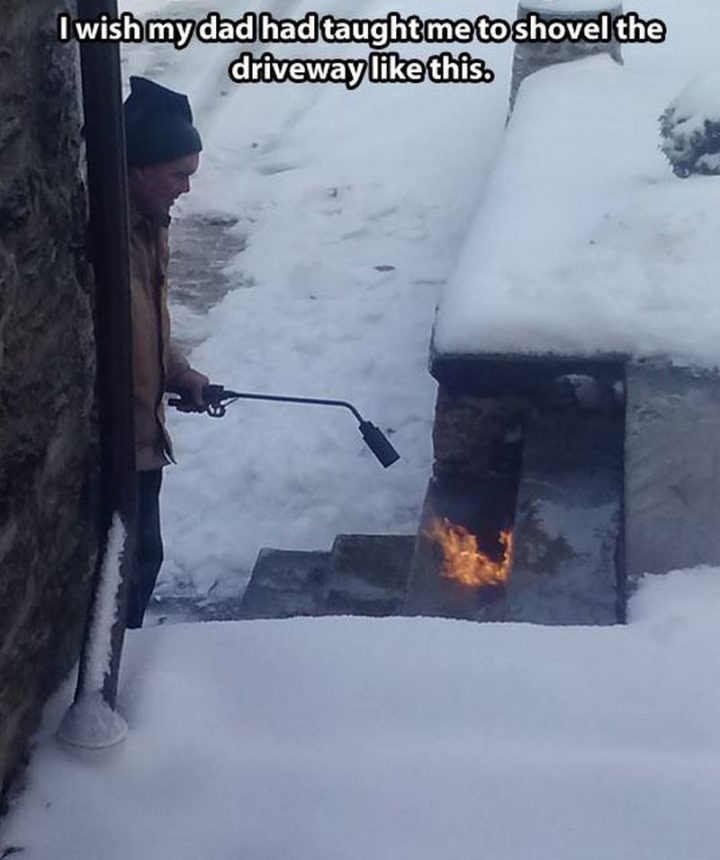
<box><xmin>235</xmin><ymin>535</ymin><xmax>416</xmax><ymax>620</ymax></box>
<box><xmin>238</xmin><ymin>549</ymin><xmax>330</xmax><ymax>619</ymax></box>
<box><xmin>403</xmin><ymin>477</ymin><xmax>516</xmax><ymax>622</ymax></box>
<box><xmin>325</xmin><ymin>534</ymin><xmax>415</xmax><ymax>616</ymax></box>
<box><xmin>505</xmin><ymin>407</ymin><xmax>623</xmax><ymax>625</ymax></box>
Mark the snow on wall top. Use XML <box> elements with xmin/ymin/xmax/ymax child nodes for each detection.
<box><xmin>520</xmin><ymin>0</ymin><xmax>621</xmax><ymax>13</ymax></box>
<box><xmin>433</xmin><ymin>56</ymin><xmax>720</xmax><ymax>369</ymax></box>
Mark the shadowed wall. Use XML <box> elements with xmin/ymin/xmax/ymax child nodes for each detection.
<box><xmin>0</xmin><ymin>0</ymin><xmax>98</xmax><ymax>805</ymax></box>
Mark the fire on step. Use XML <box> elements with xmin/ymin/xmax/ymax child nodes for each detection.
<box><xmin>424</xmin><ymin>517</ymin><xmax>513</xmax><ymax>590</ymax></box>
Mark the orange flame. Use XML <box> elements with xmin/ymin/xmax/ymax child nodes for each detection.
<box><xmin>425</xmin><ymin>518</ymin><xmax>513</xmax><ymax>588</ymax></box>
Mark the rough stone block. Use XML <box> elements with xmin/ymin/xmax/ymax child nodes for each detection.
<box><xmin>238</xmin><ymin>549</ymin><xmax>330</xmax><ymax>619</ymax></box>
<box><xmin>432</xmin><ymin>388</ymin><xmax>526</xmax><ymax>483</ymax></box>
<box><xmin>325</xmin><ymin>535</ymin><xmax>414</xmax><ymax>616</ymax></box>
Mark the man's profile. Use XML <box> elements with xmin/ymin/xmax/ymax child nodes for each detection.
<box><xmin>123</xmin><ymin>76</ymin><xmax>209</xmax><ymax>628</ymax></box>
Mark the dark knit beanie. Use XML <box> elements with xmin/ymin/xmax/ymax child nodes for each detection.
<box><xmin>124</xmin><ymin>76</ymin><xmax>202</xmax><ymax>167</ymax></box>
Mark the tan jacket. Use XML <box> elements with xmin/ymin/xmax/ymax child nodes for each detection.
<box><xmin>130</xmin><ymin>206</ymin><xmax>189</xmax><ymax>471</ymax></box>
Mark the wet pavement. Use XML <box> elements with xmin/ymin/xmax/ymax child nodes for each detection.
<box><xmin>167</xmin><ymin>211</ymin><xmax>245</xmax><ymax>351</ymax></box>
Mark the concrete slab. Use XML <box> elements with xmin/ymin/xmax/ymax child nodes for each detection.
<box><xmin>325</xmin><ymin>535</ymin><xmax>414</xmax><ymax>616</ymax></box>
<box><xmin>505</xmin><ymin>408</ymin><xmax>623</xmax><ymax>625</ymax></box>
<box><xmin>239</xmin><ymin>549</ymin><xmax>329</xmax><ymax>619</ymax></box>
<box><xmin>625</xmin><ymin>363</ymin><xmax>720</xmax><ymax>579</ymax></box>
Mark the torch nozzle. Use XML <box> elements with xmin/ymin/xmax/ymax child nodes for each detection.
<box><xmin>359</xmin><ymin>421</ymin><xmax>400</xmax><ymax>468</ymax></box>
<box><xmin>169</xmin><ymin>385</ymin><xmax>401</xmax><ymax>467</ymax></box>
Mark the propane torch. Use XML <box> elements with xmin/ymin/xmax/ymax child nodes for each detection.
<box><xmin>169</xmin><ymin>384</ymin><xmax>400</xmax><ymax>468</ymax></box>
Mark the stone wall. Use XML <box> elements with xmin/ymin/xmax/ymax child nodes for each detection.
<box><xmin>0</xmin><ymin>1</ymin><xmax>98</xmax><ymax>804</ymax></box>
<box><xmin>431</xmin><ymin>388</ymin><xmax>527</xmax><ymax>483</ymax></box>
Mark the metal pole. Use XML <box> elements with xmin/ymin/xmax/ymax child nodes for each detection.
<box><xmin>58</xmin><ymin>0</ymin><xmax>136</xmax><ymax>748</ymax></box>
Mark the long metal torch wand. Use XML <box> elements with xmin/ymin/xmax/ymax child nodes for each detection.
<box><xmin>169</xmin><ymin>384</ymin><xmax>401</xmax><ymax>468</ymax></box>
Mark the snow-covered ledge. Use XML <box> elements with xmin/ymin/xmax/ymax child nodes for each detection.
<box><xmin>433</xmin><ymin>55</ymin><xmax>720</xmax><ymax>377</ymax></box>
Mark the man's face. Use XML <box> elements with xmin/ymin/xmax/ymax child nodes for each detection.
<box><xmin>129</xmin><ymin>152</ymin><xmax>199</xmax><ymax>220</ymax></box>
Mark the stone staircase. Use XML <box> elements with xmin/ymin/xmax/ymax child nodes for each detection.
<box><xmin>147</xmin><ymin>365</ymin><xmax>720</xmax><ymax>630</ymax></box>
<box><xmin>148</xmin><ymin>535</ymin><xmax>415</xmax><ymax>625</ymax></box>
<box><xmin>241</xmin><ymin>535</ymin><xmax>415</xmax><ymax>620</ymax></box>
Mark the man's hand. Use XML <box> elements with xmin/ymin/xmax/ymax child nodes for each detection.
<box><xmin>168</xmin><ymin>368</ymin><xmax>210</xmax><ymax>412</ymax></box>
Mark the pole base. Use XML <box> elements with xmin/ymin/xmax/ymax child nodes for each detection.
<box><xmin>57</xmin><ymin>692</ymin><xmax>128</xmax><ymax>750</ymax></box>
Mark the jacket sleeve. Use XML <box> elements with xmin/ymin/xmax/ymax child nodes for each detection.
<box><xmin>166</xmin><ymin>341</ymin><xmax>190</xmax><ymax>387</ymax></box>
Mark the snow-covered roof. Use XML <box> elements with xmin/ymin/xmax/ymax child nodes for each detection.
<box><xmin>433</xmin><ymin>55</ymin><xmax>720</xmax><ymax>370</ymax></box>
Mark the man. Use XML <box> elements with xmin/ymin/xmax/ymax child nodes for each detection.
<box><xmin>123</xmin><ymin>76</ymin><xmax>209</xmax><ymax>628</ymax></box>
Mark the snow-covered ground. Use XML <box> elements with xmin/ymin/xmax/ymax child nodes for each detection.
<box><xmin>6</xmin><ymin>2</ymin><xmax>720</xmax><ymax>856</ymax></box>
<box><xmin>4</xmin><ymin>570</ymin><xmax>720</xmax><ymax>859</ymax></box>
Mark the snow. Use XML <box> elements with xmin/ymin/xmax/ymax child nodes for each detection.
<box><xmin>8</xmin><ymin>2</ymin><xmax>720</xmax><ymax>854</ymax></box>
<box><xmin>433</xmin><ymin>53</ymin><xmax>720</xmax><ymax>367</ymax></box>
<box><xmin>55</xmin><ymin>692</ymin><xmax>129</xmax><ymax>751</ymax></box>
<box><xmin>5</xmin><ymin>570</ymin><xmax>720</xmax><ymax>858</ymax></box>
<box><xmin>80</xmin><ymin>513</ymin><xmax>126</xmax><ymax>694</ymax></box>
<box><xmin>670</xmin><ymin>69</ymin><xmax>720</xmax><ymax>121</ymax></box>
<box><xmin>53</xmin><ymin>514</ymin><xmax>130</xmax><ymax>750</ymax></box>
<box><xmin>660</xmin><ymin>70</ymin><xmax>720</xmax><ymax>176</ymax></box>
<box><xmin>520</xmin><ymin>0</ymin><xmax>621</xmax><ymax>12</ymax></box>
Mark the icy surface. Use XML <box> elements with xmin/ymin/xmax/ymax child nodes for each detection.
<box><xmin>5</xmin><ymin>570</ymin><xmax>720</xmax><ymax>858</ymax></box>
